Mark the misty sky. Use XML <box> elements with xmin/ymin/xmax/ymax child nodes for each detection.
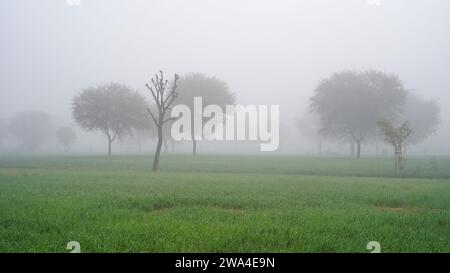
<box><xmin>1</xmin><ymin>0</ymin><xmax>450</xmax><ymax>153</ymax></box>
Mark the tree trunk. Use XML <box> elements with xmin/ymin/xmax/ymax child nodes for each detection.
<box><xmin>152</xmin><ymin>126</ymin><xmax>163</xmax><ymax>171</ymax></box>
<box><xmin>108</xmin><ymin>140</ymin><xmax>112</xmax><ymax>157</ymax></box>
<box><xmin>191</xmin><ymin>114</ymin><xmax>197</xmax><ymax>156</ymax></box>
<box><xmin>401</xmin><ymin>144</ymin><xmax>407</xmax><ymax>170</ymax></box>
<box><xmin>356</xmin><ymin>140</ymin><xmax>361</xmax><ymax>159</ymax></box>
<box><xmin>350</xmin><ymin>132</ymin><xmax>365</xmax><ymax>160</ymax></box>
<box><xmin>192</xmin><ymin>139</ymin><xmax>197</xmax><ymax>156</ymax></box>
<box><xmin>394</xmin><ymin>144</ymin><xmax>402</xmax><ymax>170</ymax></box>
<box><xmin>106</xmin><ymin>131</ymin><xmax>113</xmax><ymax>157</ymax></box>
<box><xmin>163</xmin><ymin>137</ymin><xmax>168</xmax><ymax>153</ymax></box>
<box><xmin>317</xmin><ymin>139</ymin><xmax>322</xmax><ymax>156</ymax></box>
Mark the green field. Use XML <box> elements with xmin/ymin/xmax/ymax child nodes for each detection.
<box><xmin>0</xmin><ymin>155</ymin><xmax>449</xmax><ymax>253</ymax></box>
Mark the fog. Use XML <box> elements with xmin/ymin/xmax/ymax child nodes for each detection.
<box><xmin>1</xmin><ymin>0</ymin><xmax>449</xmax><ymax>155</ymax></box>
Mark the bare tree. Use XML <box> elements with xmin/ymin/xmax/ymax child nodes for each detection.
<box><xmin>145</xmin><ymin>71</ymin><xmax>180</xmax><ymax>171</ymax></box>
<box><xmin>378</xmin><ymin>119</ymin><xmax>413</xmax><ymax>170</ymax></box>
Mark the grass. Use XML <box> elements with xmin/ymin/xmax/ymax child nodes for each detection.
<box><xmin>0</xmin><ymin>154</ymin><xmax>449</xmax><ymax>253</ymax></box>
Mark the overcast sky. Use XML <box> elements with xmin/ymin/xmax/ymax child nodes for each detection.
<box><xmin>1</xmin><ymin>0</ymin><xmax>449</xmax><ymax>153</ymax></box>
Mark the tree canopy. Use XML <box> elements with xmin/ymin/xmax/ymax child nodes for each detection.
<box><xmin>401</xmin><ymin>93</ymin><xmax>440</xmax><ymax>145</ymax></box>
<box><xmin>310</xmin><ymin>70</ymin><xmax>407</xmax><ymax>158</ymax></box>
<box><xmin>176</xmin><ymin>73</ymin><xmax>236</xmax><ymax>109</ymax></box>
<box><xmin>72</xmin><ymin>83</ymin><xmax>148</xmax><ymax>156</ymax></box>
<box><xmin>174</xmin><ymin>73</ymin><xmax>236</xmax><ymax>155</ymax></box>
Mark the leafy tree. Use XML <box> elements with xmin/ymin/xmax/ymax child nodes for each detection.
<box><xmin>401</xmin><ymin>93</ymin><xmax>440</xmax><ymax>145</ymax></box>
<box><xmin>8</xmin><ymin>110</ymin><xmax>53</xmax><ymax>151</ymax></box>
<box><xmin>378</xmin><ymin>119</ymin><xmax>412</xmax><ymax>170</ymax></box>
<box><xmin>310</xmin><ymin>70</ymin><xmax>407</xmax><ymax>158</ymax></box>
<box><xmin>145</xmin><ymin>71</ymin><xmax>180</xmax><ymax>171</ymax></box>
<box><xmin>56</xmin><ymin>126</ymin><xmax>77</xmax><ymax>152</ymax></box>
<box><xmin>72</xmin><ymin>83</ymin><xmax>148</xmax><ymax>156</ymax></box>
<box><xmin>175</xmin><ymin>73</ymin><xmax>236</xmax><ymax>156</ymax></box>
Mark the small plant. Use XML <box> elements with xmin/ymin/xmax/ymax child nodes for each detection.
<box><xmin>378</xmin><ymin>119</ymin><xmax>413</xmax><ymax>170</ymax></box>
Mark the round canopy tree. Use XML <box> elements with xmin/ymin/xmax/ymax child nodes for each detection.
<box><xmin>8</xmin><ymin>110</ymin><xmax>53</xmax><ymax>151</ymax></box>
<box><xmin>310</xmin><ymin>70</ymin><xmax>407</xmax><ymax>158</ymax></box>
<box><xmin>175</xmin><ymin>73</ymin><xmax>235</xmax><ymax>156</ymax></box>
<box><xmin>56</xmin><ymin>126</ymin><xmax>77</xmax><ymax>152</ymax></box>
<box><xmin>72</xmin><ymin>83</ymin><xmax>148</xmax><ymax>156</ymax></box>
<box><xmin>401</xmin><ymin>92</ymin><xmax>440</xmax><ymax>145</ymax></box>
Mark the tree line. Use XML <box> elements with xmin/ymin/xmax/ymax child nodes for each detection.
<box><xmin>302</xmin><ymin>70</ymin><xmax>440</xmax><ymax>169</ymax></box>
<box><xmin>0</xmin><ymin>111</ymin><xmax>77</xmax><ymax>152</ymax></box>
<box><xmin>0</xmin><ymin>70</ymin><xmax>440</xmax><ymax>170</ymax></box>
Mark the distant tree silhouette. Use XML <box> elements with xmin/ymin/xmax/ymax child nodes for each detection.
<box><xmin>175</xmin><ymin>73</ymin><xmax>235</xmax><ymax>156</ymax></box>
<box><xmin>401</xmin><ymin>92</ymin><xmax>440</xmax><ymax>145</ymax></box>
<box><xmin>9</xmin><ymin>110</ymin><xmax>53</xmax><ymax>151</ymax></box>
<box><xmin>56</xmin><ymin>126</ymin><xmax>77</xmax><ymax>152</ymax></box>
<box><xmin>310</xmin><ymin>70</ymin><xmax>407</xmax><ymax>159</ymax></box>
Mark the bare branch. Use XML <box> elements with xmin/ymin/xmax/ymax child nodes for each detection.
<box><xmin>145</xmin><ymin>84</ymin><xmax>158</xmax><ymax>103</ymax></box>
<box><xmin>165</xmin><ymin>92</ymin><xmax>178</xmax><ymax>110</ymax></box>
<box><xmin>111</xmin><ymin>132</ymin><xmax>118</xmax><ymax>142</ymax></box>
<box><xmin>145</xmin><ymin>84</ymin><xmax>162</xmax><ymax>114</ymax></box>
<box><xmin>151</xmin><ymin>78</ymin><xmax>161</xmax><ymax>103</ymax></box>
<box><xmin>163</xmin><ymin>74</ymin><xmax>180</xmax><ymax>107</ymax></box>
<box><xmin>146</xmin><ymin>107</ymin><xmax>158</xmax><ymax>125</ymax></box>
